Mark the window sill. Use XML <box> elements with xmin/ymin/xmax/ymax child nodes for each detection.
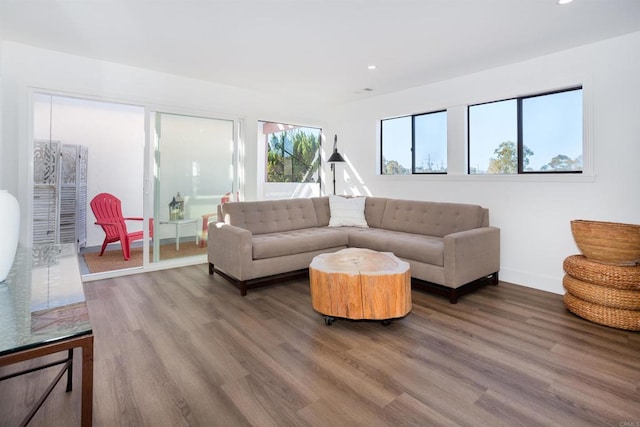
<box><xmin>378</xmin><ymin>173</ymin><xmax>596</xmax><ymax>183</ymax></box>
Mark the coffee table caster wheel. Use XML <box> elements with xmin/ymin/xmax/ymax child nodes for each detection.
<box><xmin>381</xmin><ymin>320</ymin><xmax>392</xmax><ymax>326</ymax></box>
<box><xmin>324</xmin><ymin>316</ymin><xmax>335</xmax><ymax>326</ymax></box>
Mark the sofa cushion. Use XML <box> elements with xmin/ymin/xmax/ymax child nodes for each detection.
<box><xmin>381</xmin><ymin>200</ymin><xmax>484</xmax><ymax>237</ymax></box>
<box><xmin>328</xmin><ymin>195</ymin><xmax>368</xmax><ymax>228</ymax></box>
<box><xmin>223</xmin><ymin>199</ymin><xmax>319</xmax><ymax>235</ymax></box>
<box><xmin>347</xmin><ymin>228</ymin><xmax>444</xmax><ymax>266</ymax></box>
<box><xmin>311</xmin><ymin>197</ymin><xmax>331</xmax><ymax>226</ymax></box>
<box><xmin>252</xmin><ymin>227</ymin><xmax>349</xmax><ymax>260</ymax></box>
<box><xmin>364</xmin><ymin>197</ymin><xmax>389</xmax><ymax>228</ymax></box>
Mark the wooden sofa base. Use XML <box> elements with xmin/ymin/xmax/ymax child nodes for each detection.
<box><xmin>209</xmin><ymin>263</ymin><xmax>308</xmax><ymax>296</ymax></box>
<box><xmin>210</xmin><ymin>262</ymin><xmax>499</xmax><ymax>303</ymax></box>
<box><xmin>412</xmin><ymin>271</ymin><xmax>499</xmax><ymax>304</ymax></box>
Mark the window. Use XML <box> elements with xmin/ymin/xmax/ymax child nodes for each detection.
<box><xmin>261</xmin><ymin>122</ymin><xmax>321</xmax><ymax>183</ymax></box>
<box><xmin>381</xmin><ymin>116</ymin><xmax>411</xmax><ymax>175</ymax></box>
<box><xmin>381</xmin><ymin>110</ymin><xmax>447</xmax><ymax>175</ymax></box>
<box><xmin>468</xmin><ymin>87</ymin><xmax>583</xmax><ymax>174</ymax></box>
<box><xmin>414</xmin><ymin>111</ymin><xmax>447</xmax><ymax>173</ymax></box>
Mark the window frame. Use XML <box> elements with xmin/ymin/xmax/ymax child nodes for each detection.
<box><xmin>380</xmin><ymin>109</ymin><xmax>447</xmax><ymax>175</ymax></box>
<box><xmin>467</xmin><ymin>86</ymin><xmax>583</xmax><ymax>175</ymax></box>
<box><xmin>261</xmin><ymin>122</ymin><xmax>322</xmax><ymax>184</ymax></box>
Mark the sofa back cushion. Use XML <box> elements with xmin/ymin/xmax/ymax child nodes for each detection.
<box><xmin>222</xmin><ymin>199</ymin><xmax>319</xmax><ymax>235</ymax></box>
<box><xmin>381</xmin><ymin>200</ymin><xmax>484</xmax><ymax>237</ymax></box>
<box><xmin>364</xmin><ymin>197</ymin><xmax>389</xmax><ymax>228</ymax></box>
<box><xmin>311</xmin><ymin>197</ymin><xmax>331</xmax><ymax>226</ymax></box>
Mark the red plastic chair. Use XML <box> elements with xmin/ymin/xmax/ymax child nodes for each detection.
<box><xmin>90</xmin><ymin>193</ymin><xmax>153</xmax><ymax>260</ymax></box>
<box><xmin>220</xmin><ymin>192</ymin><xmax>234</xmax><ymax>204</ymax></box>
<box><xmin>199</xmin><ymin>191</ymin><xmax>237</xmax><ymax>247</ymax></box>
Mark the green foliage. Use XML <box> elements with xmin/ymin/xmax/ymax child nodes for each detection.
<box><xmin>487</xmin><ymin>141</ymin><xmax>533</xmax><ymax>174</ymax></box>
<box><xmin>382</xmin><ymin>158</ymin><xmax>410</xmax><ymax>175</ymax></box>
<box><xmin>267</xmin><ymin>130</ymin><xmax>320</xmax><ymax>183</ymax></box>
<box><xmin>541</xmin><ymin>154</ymin><xmax>582</xmax><ymax>171</ymax></box>
<box><xmin>487</xmin><ymin>141</ymin><xmax>582</xmax><ymax>173</ymax></box>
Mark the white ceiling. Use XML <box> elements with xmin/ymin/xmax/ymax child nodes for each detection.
<box><xmin>2</xmin><ymin>0</ymin><xmax>640</xmax><ymax>105</ymax></box>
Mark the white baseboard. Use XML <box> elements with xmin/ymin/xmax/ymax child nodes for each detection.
<box><xmin>499</xmin><ymin>267</ymin><xmax>563</xmax><ymax>295</ymax></box>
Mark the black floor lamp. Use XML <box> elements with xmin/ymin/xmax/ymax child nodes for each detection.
<box><xmin>327</xmin><ymin>134</ymin><xmax>345</xmax><ymax>195</ymax></box>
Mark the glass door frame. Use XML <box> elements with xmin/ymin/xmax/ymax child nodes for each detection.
<box><xmin>143</xmin><ymin>106</ymin><xmax>243</xmax><ymax>269</ymax></box>
<box><xmin>25</xmin><ymin>89</ymin><xmax>243</xmax><ymax>279</ymax></box>
<box><xmin>27</xmin><ymin>88</ymin><xmax>150</xmax><ymax>281</ymax></box>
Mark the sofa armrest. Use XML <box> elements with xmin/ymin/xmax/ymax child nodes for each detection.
<box><xmin>208</xmin><ymin>222</ymin><xmax>253</xmax><ymax>280</ymax></box>
<box><xmin>443</xmin><ymin>227</ymin><xmax>500</xmax><ymax>287</ymax></box>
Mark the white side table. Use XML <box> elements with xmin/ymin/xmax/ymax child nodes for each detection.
<box><xmin>158</xmin><ymin>219</ymin><xmax>199</xmax><ymax>250</ymax></box>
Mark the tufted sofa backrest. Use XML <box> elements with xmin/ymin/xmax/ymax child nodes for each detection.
<box><xmin>222</xmin><ymin>199</ymin><xmax>319</xmax><ymax>235</ymax></box>
<box><xmin>364</xmin><ymin>197</ymin><xmax>390</xmax><ymax>228</ymax></box>
<box><xmin>381</xmin><ymin>199</ymin><xmax>485</xmax><ymax>237</ymax></box>
<box><xmin>311</xmin><ymin>197</ymin><xmax>331</xmax><ymax>226</ymax></box>
<box><xmin>222</xmin><ymin>197</ymin><xmax>489</xmax><ymax>237</ymax></box>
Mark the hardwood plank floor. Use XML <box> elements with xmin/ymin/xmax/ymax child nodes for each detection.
<box><xmin>1</xmin><ymin>263</ymin><xmax>639</xmax><ymax>426</ymax></box>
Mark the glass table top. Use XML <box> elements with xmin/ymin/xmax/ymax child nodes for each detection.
<box><xmin>0</xmin><ymin>244</ymin><xmax>92</xmax><ymax>356</ymax></box>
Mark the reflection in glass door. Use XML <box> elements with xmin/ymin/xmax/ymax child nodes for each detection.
<box><xmin>33</xmin><ymin>93</ymin><xmax>146</xmax><ymax>276</ymax></box>
<box><xmin>151</xmin><ymin>112</ymin><xmax>235</xmax><ymax>263</ymax></box>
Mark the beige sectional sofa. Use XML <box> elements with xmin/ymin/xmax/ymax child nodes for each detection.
<box><xmin>208</xmin><ymin>196</ymin><xmax>500</xmax><ymax>303</ymax></box>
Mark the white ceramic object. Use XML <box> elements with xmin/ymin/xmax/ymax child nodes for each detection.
<box><xmin>0</xmin><ymin>190</ymin><xmax>20</xmax><ymax>282</ymax></box>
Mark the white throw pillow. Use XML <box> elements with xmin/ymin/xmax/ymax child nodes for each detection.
<box><xmin>328</xmin><ymin>195</ymin><xmax>368</xmax><ymax>228</ymax></box>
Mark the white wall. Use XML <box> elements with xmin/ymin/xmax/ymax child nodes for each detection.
<box><xmin>0</xmin><ymin>64</ymin><xmax>3</xmax><ymax>194</ymax></box>
<box><xmin>0</xmin><ymin>31</ymin><xmax>3</xmax><ymax>192</ymax></box>
<box><xmin>155</xmin><ymin>114</ymin><xmax>235</xmax><ymax>206</ymax></box>
<box><xmin>0</xmin><ymin>41</ymin><xmax>330</xmax><ymax>244</ymax></box>
<box><xmin>330</xmin><ymin>31</ymin><xmax>640</xmax><ymax>294</ymax></box>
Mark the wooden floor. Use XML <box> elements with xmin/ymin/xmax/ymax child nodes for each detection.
<box><xmin>1</xmin><ymin>264</ymin><xmax>639</xmax><ymax>426</ymax></box>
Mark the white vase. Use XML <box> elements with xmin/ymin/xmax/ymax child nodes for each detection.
<box><xmin>0</xmin><ymin>190</ymin><xmax>20</xmax><ymax>282</ymax></box>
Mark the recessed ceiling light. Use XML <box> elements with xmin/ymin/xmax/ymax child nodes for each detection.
<box><xmin>367</xmin><ymin>65</ymin><xmax>377</xmax><ymax>70</ymax></box>
<box><xmin>557</xmin><ymin>0</ymin><xmax>573</xmax><ymax>4</ymax></box>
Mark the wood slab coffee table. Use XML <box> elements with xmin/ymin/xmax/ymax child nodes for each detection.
<box><xmin>309</xmin><ymin>248</ymin><xmax>411</xmax><ymax>325</ymax></box>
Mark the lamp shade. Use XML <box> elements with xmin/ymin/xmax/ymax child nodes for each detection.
<box><xmin>328</xmin><ymin>134</ymin><xmax>345</xmax><ymax>163</ymax></box>
<box><xmin>328</xmin><ymin>151</ymin><xmax>345</xmax><ymax>163</ymax></box>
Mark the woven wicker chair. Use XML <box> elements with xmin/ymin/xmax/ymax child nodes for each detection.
<box><xmin>563</xmin><ymin>255</ymin><xmax>640</xmax><ymax>331</ymax></box>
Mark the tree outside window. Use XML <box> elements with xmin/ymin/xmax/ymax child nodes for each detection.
<box><xmin>381</xmin><ymin>111</ymin><xmax>447</xmax><ymax>175</ymax></box>
<box><xmin>263</xmin><ymin>123</ymin><xmax>321</xmax><ymax>183</ymax></box>
<box><xmin>469</xmin><ymin>88</ymin><xmax>582</xmax><ymax>174</ymax></box>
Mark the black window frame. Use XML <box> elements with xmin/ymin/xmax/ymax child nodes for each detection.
<box><xmin>467</xmin><ymin>86</ymin><xmax>583</xmax><ymax>175</ymax></box>
<box><xmin>380</xmin><ymin>109</ymin><xmax>447</xmax><ymax>175</ymax></box>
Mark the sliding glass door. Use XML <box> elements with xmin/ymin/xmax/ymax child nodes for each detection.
<box><xmin>151</xmin><ymin>112</ymin><xmax>236</xmax><ymax>264</ymax></box>
<box><xmin>33</xmin><ymin>93</ymin><xmax>146</xmax><ymax>275</ymax></box>
<box><xmin>31</xmin><ymin>92</ymin><xmax>239</xmax><ymax>276</ymax></box>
